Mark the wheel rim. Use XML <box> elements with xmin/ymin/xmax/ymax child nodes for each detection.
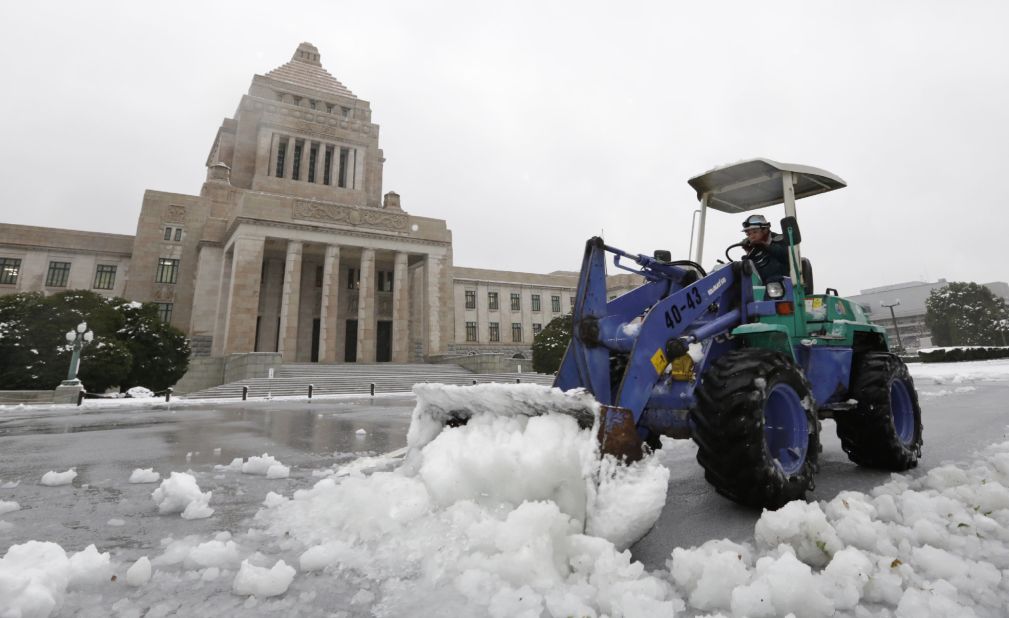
<box><xmin>890</xmin><ymin>379</ymin><xmax>915</xmax><ymax>445</ymax></box>
<box><xmin>763</xmin><ymin>383</ymin><xmax>809</xmax><ymax>476</ymax></box>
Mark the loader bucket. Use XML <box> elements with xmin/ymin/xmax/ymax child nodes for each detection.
<box><xmin>598</xmin><ymin>405</ymin><xmax>644</xmax><ymax>463</ymax></box>
<box><xmin>406</xmin><ymin>383</ymin><xmax>600</xmax><ymax>454</ymax></box>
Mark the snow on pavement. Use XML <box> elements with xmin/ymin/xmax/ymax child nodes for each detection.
<box><xmin>1</xmin><ymin>363</ymin><xmax>1009</xmax><ymax>616</ymax></box>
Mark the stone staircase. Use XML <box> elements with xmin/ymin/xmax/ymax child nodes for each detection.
<box><xmin>183</xmin><ymin>362</ymin><xmax>555</xmax><ymax>399</ymax></box>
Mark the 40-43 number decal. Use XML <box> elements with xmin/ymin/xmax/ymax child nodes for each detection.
<box><xmin>664</xmin><ymin>288</ymin><xmax>703</xmax><ymax>329</ymax></box>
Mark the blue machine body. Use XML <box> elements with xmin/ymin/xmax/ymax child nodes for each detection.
<box><xmin>553</xmin><ymin>236</ymin><xmax>880</xmax><ymax>445</ymax></box>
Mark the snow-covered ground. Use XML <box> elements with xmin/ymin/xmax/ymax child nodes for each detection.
<box><xmin>1</xmin><ymin>359</ymin><xmax>1009</xmax><ymax>617</ymax></box>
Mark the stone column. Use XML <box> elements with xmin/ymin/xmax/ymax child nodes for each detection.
<box><xmin>222</xmin><ymin>236</ymin><xmax>265</xmax><ymax>354</ymax></box>
<box><xmin>268</xmin><ymin>134</ymin><xmax>281</xmax><ymax>178</ymax></box>
<box><xmin>313</xmin><ymin>141</ymin><xmax>324</xmax><ymax>184</ymax></box>
<box><xmin>278</xmin><ymin>241</ymin><xmax>303</xmax><ymax>362</ymax></box>
<box><xmin>298</xmin><ymin>139</ymin><xmax>310</xmax><ymax>182</ymax></box>
<box><xmin>356</xmin><ymin>248</ymin><xmax>376</xmax><ymax>362</ymax></box>
<box><xmin>324</xmin><ymin>145</ymin><xmax>335</xmax><ymax>186</ymax></box>
<box><xmin>255</xmin><ymin>130</ymin><xmax>272</xmax><ymax>177</ymax></box>
<box><xmin>425</xmin><ymin>255</ymin><xmax>442</xmax><ymax>356</ymax></box>
<box><xmin>392</xmin><ymin>252</ymin><xmax>410</xmax><ymax>362</ymax></box>
<box><xmin>283</xmin><ymin>136</ymin><xmax>295</xmax><ymax>180</ymax></box>
<box><xmin>318</xmin><ymin>244</ymin><xmax>341</xmax><ymax>362</ymax></box>
<box><xmin>211</xmin><ymin>248</ymin><xmax>234</xmax><ymax>356</ymax></box>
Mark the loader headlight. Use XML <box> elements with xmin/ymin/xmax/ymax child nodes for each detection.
<box><xmin>766</xmin><ymin>281</ymin><xmax>785</xmax><ymax>299</ymax></box>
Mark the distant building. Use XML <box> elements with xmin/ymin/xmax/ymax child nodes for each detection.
<box><xmin>0</xmin><ymin>43</ymin><xmax>635</xmax><ymax>367</ymax></box>
<box><xmin>848</xmin><ymin>279</ymin><xmax>1009</xmax><ymax>351</ymax></box>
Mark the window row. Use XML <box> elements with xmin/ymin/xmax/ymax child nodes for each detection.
<box><xmin>465</xmin><ymin>290</ymin><xmax>574</xmax><ymax>313</ymax></box>
<box><xmin>0</xmin><ymin>258</ymin><xmax>119</xmax><ymax>290</ymax></box>
<box><xmin>271</xmin><ymin>135</ymin><xmax>357</xmax><ymax>189</ymax></box>
<box><xmin>464</xmin><ymin>321</ymin><xmax>544</xmax><ymax>343</ymax></box>
<box><xmin>275</xmin><ymin>91</ymin><xmax>354</xmax><ymax>118</ymax></box>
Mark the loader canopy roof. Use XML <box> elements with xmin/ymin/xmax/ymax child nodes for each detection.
<box><xmin>687</xmin><ymin>158</ymin><xmax>846</xmax><ymax>213</ymax></box>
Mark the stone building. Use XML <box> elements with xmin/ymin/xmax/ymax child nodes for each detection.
<box><xmin>0</xmin><ymin>43</ymin><xmax>604</xmax><ymax>372</ymax></box>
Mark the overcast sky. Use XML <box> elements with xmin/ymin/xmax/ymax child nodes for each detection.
<box><xmin>1</xmin><ymin>1</ymin><xmax>1007</xmax><ymax>296</ymax></box>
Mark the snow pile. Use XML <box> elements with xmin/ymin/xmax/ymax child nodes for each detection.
<box><xmin>252</xmin><ymin>383</ymin><xmax>674</xmax><ymax>616</ymax></box>
<box><xmin>128</xmin><ymin>468</ymin><xmax>161</xmax><ymax>483</ymax></box>
<box><xmin>910</xmin><ymin>358</ymin><xmax>1009</xmax><ymax>385</ymax></box>
<box><xmin>126</xmin><ymin>556</ymin><xmax>151</xmax><ymax>586</ymax></box>
<box><xmin>232</xmin><ymin>559</ymin><xmax>296</xmax><ymax>597</ymax></box>
<box><xmin>669</xmin><ymin>439</ymin><xmax>1009</xmax><ymax>616</ymax></box>
<box><xmin>151</xmin><ymin>472</ymin><xmax>213</xmax><ymax>519</ymax></box>
<box><xmin>0</xmin><ymin>499</ymin><xmax>20</xmax><ymax>515</ymax></box>
<box><xmin>126</xmin><ymin>386</ymin><xmax>155</xmax><ymax>398</ymax></box>
<box><xmin>0</xmin><ymin>542</ymin><xmax>110</xmax><ymax>616</ymax></box>
<box><xmin>40</xmin><ymin>469</ymin><xmax>76</xmax><ymax>486</ymax></box>
<box><xmin>217</xmin><ymin>453</ymin><xmax>290</xmax><ymax>478</ymax></box>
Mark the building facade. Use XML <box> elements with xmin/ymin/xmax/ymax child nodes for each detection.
<box><xmin>0</xmin><ymin>43</ymin><xmax>614</xmax><ymax>364</ymax></box>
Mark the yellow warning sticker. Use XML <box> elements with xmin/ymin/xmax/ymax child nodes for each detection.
<box><xmin>651</xmin><ymin>348</ymin><xmax>669</xmax><ymax>375</ymax></box>
<box><xmin>810</xmin><ymin>298</ymin><xmax>824</xmax><ymax>309</ymax></box>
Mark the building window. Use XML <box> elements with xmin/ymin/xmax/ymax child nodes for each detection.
<box><xmin>46</xmin><ymin>261</ymin><xmax>71</xmax><ymax>287</ymax></box>
<box><xmin>174</xmin><ymin>228</ymin><xmax>182</xmax><ymax>242</ymax></box>
<box><xmin>511</xmin><ymin>322</ymin><xmax>523</xmax><ymax>342</ymax></box>
<box><xmin>275</xmin><ymin>140</ymin><xmax>287</xmax><ymax>178</ymax></box>
<box><xmin>156</xmin><ymin>258</ymin><xmax>179</xmax><ymax>284</ymax></box>
<box><xmin>93</xmin><ymin>264</ymin><xmax>117</xmax><ymax>290</ymax></box>
<box><xmin>315</xmin><ymin>265</ymin><xmax>324</xmax><ymax>287</ymax></box>
<box><xmin>308</xmin><ymin>144</ymin><xmax>318</xmax><ymax>183</ymax></box>
<box><xmin>326</xmin><ymin>103</ymin><xmax>335</xmax><ymax>114</ymax></box>
<box><xmin>347</xmin><ymin>267</ymin><xmax>359</xmax><ymax>289</ymax></box>
<box><xmin>163</xmin><ymin>227</ymin><xmax>172</xmax><ymax>241</ymax></box>
<box><xmin>551</xmin><ymin>295</ymin><xmax>561</xmax><ymax>312</ymax></box>
<box><xmin>377</xmin><ymin>270</ymin><xmax>394</xmax><ymax>292</ymax></box>
<box><xmin>466</xmin><ymin>321</ymin><xmax>477</xmax><ymax>342</ymax></box>
<box><xmin>489</xmin><ymin>322</ymin><xmax>500</xmax><ymax>342</ymax></box>
<box><xmin>465</xmin><ymin>290</ymin><xmax>476</xmax><ymax>309</ymax></box>
<box><xmin>570</xmin><ymin>295</ymin><xmax>576</xmax><ymax>308</ymax></box>
<box><xmin>511</xmin><ymin>293</ymin><xmax>520</xmax><ymax>311</ymax></box>
<box><xmin>533</xmin><ymin>323</ymin><xmax>543</xmax><ymax>336</ymax></box>
<box><xmin>531</xmin><ymin>294</ymin><xmax>541</xmax><ymax>312</ymax></box>
<box><xmin>309</xmin><ymin>99</ymin><xmax>317</xmax><ymax>110</ymax></box>
<box><xmin>292</xmin><ymin>140</ymin><xmax>303</xmax><ymax>180</ymax></box>
<box><xmin>341</xmin><ymin>106</ymin><xmax>351</xmax><ymax>118</ymax></box>
<box><xmin>488</xmin><ymin>292</ymin><xmax>499</xmax><ymax>310</ymax></box>
<box><xmin>0</xmin><ymin>258</ymin><xmax>20</xmax><ymax>285</ymax></box>
<box><xmin>155</xmin><ymin>302</ymin><xmax>173</xmax><ymax>323</ymax></box>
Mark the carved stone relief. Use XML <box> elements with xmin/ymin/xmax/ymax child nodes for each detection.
<box><xmin>294</xmin><ymin>201</ymin><xmax>408</xmax><ymax>232</ymax></box>
<box><xmin>163</xmin><ymin>205</ymin><xmax>186</xmax><ymax>223</ymax></box>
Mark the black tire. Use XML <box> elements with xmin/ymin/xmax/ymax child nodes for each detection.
<box><xmin>836</xmin><ymin>352</ymin><xmax>922</xmax><ymax>470</ymax></box>
<box><xmin>692</xmin><ymin>348</ymin><xmax>820</xmax><ymax>509</ymax></box>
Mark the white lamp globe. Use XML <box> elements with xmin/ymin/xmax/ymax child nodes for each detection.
<box><xmin>83</xmin><ymin>331</ymin><xmax>94</xmax><ymax>342</ymax></box>
<box><xmin>76</xmin><ymin>322</ymin><xmax>88</xmax><ymax>333</ymax></box>
<box><xmin>66</xmin><ymin>331</ymin><xmax>76</xmax><ymax>342</ymax></box>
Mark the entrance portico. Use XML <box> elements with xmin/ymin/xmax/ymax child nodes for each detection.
<box><xmin>204</xmin><ymin>221</ymin><xmax>447</xmax><ymax>363</ymax></box>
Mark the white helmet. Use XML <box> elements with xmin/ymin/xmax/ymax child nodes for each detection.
<box><xmin>742</xmin><ymin>214</ymin><xmax>770</xmax><ymax>231</ymax></box>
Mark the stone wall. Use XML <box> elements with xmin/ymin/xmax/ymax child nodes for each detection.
<box><xmin>430</xmin><ymin>353</ymin><xmax>534</xmax><ymax>375</ymax></box>
<box><xmin>223</xmin><ymin>352</ymin><xmax>283</xmax><ymax>384</ymax></box>
<box><xmin>0</xmin><ymin>390</ymin><xmax>55</xmax><ymax>405</ymax></box>
<box><xmin>172</xmin><ymin>357</ymin><xmax>225</xmax><ymax>395</ymax></box>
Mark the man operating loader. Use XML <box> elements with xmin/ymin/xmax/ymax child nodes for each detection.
<box><xmin>741</xmin><ymin>214</ymin><xmax>790</xmax><ymax>281</ymax></box>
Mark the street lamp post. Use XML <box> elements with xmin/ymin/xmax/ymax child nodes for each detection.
<box><xmin>880</xmin><ymin>300</ymin><xmax>904</xmax><ymax>353</ymax></box>
<box><xmin>63</xmin><ymin>321</ymin><xmax>94</xmax><ymax>384</ymax></box>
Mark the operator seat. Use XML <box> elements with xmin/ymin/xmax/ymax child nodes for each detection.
<box><xmin>801</xmin><ymin>258</ymin><xmax>814</xmax><ymax>295</ymax></box>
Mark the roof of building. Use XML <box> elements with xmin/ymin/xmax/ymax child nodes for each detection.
<box><xmin>261</xmin><ymin>42</ymin><xmax>356</xmax><ymax>99</ymax></box>
<box><xmin>0</xmin><ymin>223</ymin><xmax>134</xmax><ymax>255</ymax></box>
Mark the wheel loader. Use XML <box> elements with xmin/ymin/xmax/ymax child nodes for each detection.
<box><xmin>422</xmin><ymin>158</ymin><xmax>923</xmax><ymax>510</ymax></box>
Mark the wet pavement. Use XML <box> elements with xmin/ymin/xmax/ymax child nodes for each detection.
<box><xmin>0</xmin><ymin>396</ymin><xmax>416</xmax><ymax>555</ymax></box>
